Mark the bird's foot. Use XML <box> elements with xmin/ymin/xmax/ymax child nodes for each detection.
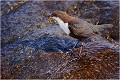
<box><xmin>77</xmin><ymin>42</ymin><xmax>86</xmax><ymax>57</ymax></box>
<box><xmin>66</xmin><ymin>49</ymin><xmax>80</xmax><ymax>59</ymax></box>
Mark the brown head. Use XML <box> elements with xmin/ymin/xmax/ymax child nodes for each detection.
<box><xmin>50</xmin><ymin>11</ymin><xmax>74</xmax><ymax>23</ymax></box>
<box><xmin>50</xmin><ymin>11</ymin><xmax>80</xmax><ymax>23</ymax></box>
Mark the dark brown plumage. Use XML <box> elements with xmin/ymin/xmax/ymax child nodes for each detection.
<box><xmin>51</xmin><ymin>11</ymin><xmax>113</xmax><ymax>41</ymax></box>
<box><xmin>50</xmin><ymin>11</ymin><xmax>113</xmax><ymax>56</ymax></box>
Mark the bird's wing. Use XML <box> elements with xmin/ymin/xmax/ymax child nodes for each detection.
<box><xmin>68</xmin><ymin>21</ymin><xmax>96</xmax><ymax>37</ymax></box>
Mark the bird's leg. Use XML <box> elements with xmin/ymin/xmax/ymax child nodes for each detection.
<box><xmin>68</xmin><ymin>40</ymin><xmax>79</xmax><ymax>54</ymax></box>
<box><xmin>66</xmin><ymin>40</ymin><xmax>79</xmax><ymax>53</ymax></box>
<box><xmin>66</xmin><ymin>40</ymin><xmax>80</xmax><ymax>58</ymax></box>
<box><xmin>72</xmin><ymin>40</ymin><xmax>80</xmax><ymax>50</ymax></box>
<box><xmin>79</xmin><ymin>42</ymin><xmax>84</xmax><ymax>56</ymax></box>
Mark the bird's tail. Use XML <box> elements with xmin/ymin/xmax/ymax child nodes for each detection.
<box><xmin>96</xmin><ymin>24</ymin><xmax>113</xmax><ymax>38</ymax></box>
<box><xmin>93</xmin><ymin>24</ymin><xmax>113</xmax><ymax>36</ymax></box>
<box><xmin>99</xmin><ymin>24</ymin><xmax>113</xmax><ymax>30</ymax></box>
<box><xmin>96</xmin><ymin>24</ymin><xmax>118</xmax><ymax>45</ymax></box>
<box><xmin>94</xmin><ymin>24</ymin><xmax>113</xmax><ymax>37</ymax></box>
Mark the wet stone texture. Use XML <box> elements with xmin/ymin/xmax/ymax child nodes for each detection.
<box><xmin>1</xmin><ymin>41</ymin><xmax>119</xmax><ymax>79</ymax></box>
<box><xmin>1</xmin><ymin>1</ymin><xmax>119</xmax><ymax>79</ymax></box>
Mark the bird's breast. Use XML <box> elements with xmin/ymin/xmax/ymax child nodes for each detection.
<box><xmin>59</xmin><ymin>23</ymin><xmax>70</xmax><ymax>35</ymax></box>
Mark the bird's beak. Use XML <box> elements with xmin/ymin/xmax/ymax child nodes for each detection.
<box><xmin>45</xmin><ymin>17</ymin><xmax>56</xmax><ymax>25</ymax></box>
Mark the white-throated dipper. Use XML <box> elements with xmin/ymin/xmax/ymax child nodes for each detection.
<box><xmin>50</xmin><ymin>10</ymin><xmax>113</xmax><ymax>56</ymax></box>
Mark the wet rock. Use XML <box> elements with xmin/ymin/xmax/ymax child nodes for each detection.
<box><xmin>1</xmin><ymin>1</ymin><xmax>50</xmax><ymax>46</ymax></box>
<box><xmin>1</xmin><ymin>1</ymin><xmax>119</xmax><ymax>79</ymax></box>
<box><xmin>1</xmin><ymin>41</ymin><xmax>119</xmax><ymax>79</ymax></box>
<box><xmin>1</xmin><ymin>1</ymin><xmax>27</xmax><ymax>16</ymax></box>
<box><xmin>48</xmin><ymin>42</ymin><xmax>119</xmax><ymax>79</ymax></box>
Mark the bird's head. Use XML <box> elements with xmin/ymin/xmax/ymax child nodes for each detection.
<box><xmin>48</xmin><ymin>11</ymin><xmax>73</xmax><ymax>35</ymax></box>
<box><xmin>50</xmin><ymin>11</ymin><xmax>73</xmax><ymax>23</ymax></box>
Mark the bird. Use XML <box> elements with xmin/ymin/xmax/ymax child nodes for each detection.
<box><xmin>49</xmin><ymin>10</ymin><xmax>113</xmax><ymax>56</ymax></box>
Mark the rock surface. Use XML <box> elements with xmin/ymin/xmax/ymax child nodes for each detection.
<box><xmin>2</xmin><ymin>41</ymin><xmax>119</xmax><ymax>79</ymax></box>
<box><xmin>1</xmin><ymin>1</ymin><xmax>119</xmax><ymax>79</ymax></box>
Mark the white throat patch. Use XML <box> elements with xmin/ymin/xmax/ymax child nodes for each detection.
<box><xmin>52</xmin><ymin>17</ymin><xmax>70</xmax><ymax>35</ymax></box>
